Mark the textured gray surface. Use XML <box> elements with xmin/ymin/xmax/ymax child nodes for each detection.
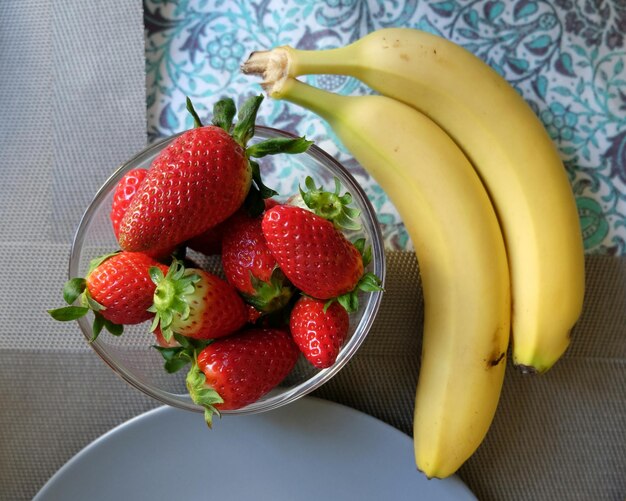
<box><xmin>1</xmin><ymin>254</ymin><xmax>624</xmax><ymax>501</ymax></box>
<box><xmin>0</xmin><ymin>2</ymin><xmax>624</xmax><ymax>500</ymax></box>
<box><xmin>0</xmin><ymin>0</ymin><xmax>147</xmax><ymax>354</ymax></box>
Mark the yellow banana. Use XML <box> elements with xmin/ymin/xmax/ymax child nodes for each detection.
<box><xmin>244</xmin><ymin>73</ymin><xmax>511</xmax><ymax>478</ymax></box>
<box><xmin>242</xmin><ymin>28</ymin><xmax>584</xmax><ymax>373</ymax></box>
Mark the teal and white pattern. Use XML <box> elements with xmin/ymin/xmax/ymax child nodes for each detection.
<box><xmin>144</xmin><ymin>0</ymin><xmax>626</xmax><ymax>253</ymax></box>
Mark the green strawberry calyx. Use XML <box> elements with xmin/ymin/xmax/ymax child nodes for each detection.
<box><xmin>299</xmin><ymin>176</ymin><xmax>362</xmax><ymax>231</ymax></box>
<box><xmin>148</xmin><ymin>259</ymin><xmax>201</xmax><ymax>342</ymax></box>
<box><xmin>243</xmin><ymin>267</ymin><xmax>294</xmax><ymax>313</ymax></box>
<box><xmin>47</xmin><ymin>252</ymin><xmax>124</xmax><ymax>342</ymax></box>
<box><xmin>327</xmin><ymin>238</ymin><xmax>384</xmax><ymax>314</ymax></box>
<box><xmin>185</xmin><ymin>96</ymin><xmax>313</xmax><ymax>218</ymax></box>
<box><xmin>152</xmin><ymin>332</ymin><xmax>211</xmax><ymax>374</ymax></box>
<box><xmin>186</xmin><ymin>354</ymin><xmax>224</xmax><ymax>428</ymax></box>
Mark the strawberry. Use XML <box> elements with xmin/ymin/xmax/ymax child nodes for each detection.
<box><xmin>118</xmin><ymin>96</ymin><xmax>312</xmax><ymax>254</ymax></box>
<box><xmin>111</xmin><ymin>168</ymin><xmax>148</xmax><ymax>239</ymax></box>
<box><xmin>262</xmin><ymin>176</ymin><xmax>382</xmax><ymax>310</ymax></box>
<box><xmin>48</xmin><ymin>251</ymin><xmax>168</xmax><ymax>340</ymax></box>
<box><xmin>245</xmin><ymin>304</ymin><xmax>263</xmax><ymax>324</ymax></box>
<box><xmin>289</xmin><ymin>296</ymin><xmax>350</xmax><ymax>369</ymax></box>
<box><xmin>221</xmin><ymin>200</ymin><xmax>293</xmax><ymax>313</ymax></box>
<box><xmin>111</xmin><ymin>168</ymin><xmax>177</xmax><ymax>260</ymax></box>
<box><xmin>149</xmin><ymin>259</ymin><xmax>247</xmax><ymax>342</ymax></box>
<box><xmin>153</xmin><ymin>326</ymin><xmax>179</xmax><ymax>348</ymax></box>
<box><xmin>186</xmin><ymin>328</ymin><xmax>299</xmax><ymax>426</ymax></box>
<box><xmin>262</xmin><ymin>204</ymin><xmax>379</xmax><ymax>306</ymax></box>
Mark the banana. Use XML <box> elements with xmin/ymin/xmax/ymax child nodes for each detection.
<box><xmin>242</xmin><ymin>28</ymin><xmax>585</xmax><ymax>373</ymax></box>
<box><xmin>244</xmin><ymin>73</ymin><xmax>511</xmax><ymax>478</ymax></box>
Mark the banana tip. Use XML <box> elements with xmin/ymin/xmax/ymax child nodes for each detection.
<box><xmin>514</xmin><ymin>363</ymin><xmax>540</xmax><ymax>375</ymax></box>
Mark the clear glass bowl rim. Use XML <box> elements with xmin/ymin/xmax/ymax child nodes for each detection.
<box><xmin>69</xmin><ymin>125</ymin><xmax>386</xmax><ymax>416</ymax></box>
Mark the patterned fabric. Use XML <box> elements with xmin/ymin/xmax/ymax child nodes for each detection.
<box><xmin>144</xmin><ymin>0</ymin><xmax>626</xmax><ymax>254</ymax></box>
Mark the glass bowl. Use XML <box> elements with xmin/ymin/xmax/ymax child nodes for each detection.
<box><xmin>69</xmin><ymin>126</ymin><xmax>385</xmax><ymax>416</ymax></box>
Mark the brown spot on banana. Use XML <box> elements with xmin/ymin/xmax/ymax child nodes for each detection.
<box><xmin>486</xmin><ymin>352</ymin><xmax>505</xmax><ymax>368</ymax></box>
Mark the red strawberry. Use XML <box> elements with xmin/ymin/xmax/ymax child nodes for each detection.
<box><xmin>262</xmin><ymin>177</ymin><xmax>382</xmax><ymax>310</ymax></box>
<box><xmin>153</xmin><ymin>326</ymin><xmax>179</xmax><ymax>348</ymax></box>
<box><xmin>111</xmin><ymin>169</ymin><xmax>176</xmax><ymax>260</ymax></box>
<box><xmin>149</xmin><ymin>259</ymin><xmax>247</xmax><ymax>342</ymax></box>
<box><xmin>48</xmin><ymin>251</ymin><xmax>168</xmax><ymax>340</ymax></box>
<box><xmin>289</xmin><ymin>297</ymin><xmax>350</xmax><ymax>369</ymax></box>
<box><xmin>186</xmin><ymin>328</ymin><xmax>299</xmax><ymax>426</ymax></box>
<box><xmin>111</xmin><ymin>168</ymin><xmax>147</xmax><ymax>239</ymax></box>
<box><xmin>262</xmin><ymin>204</ymin><xmax>364</xmax><ymax>299</ymax></box>
<box><xmin>245</xmin><ymin>304</ymin><xmax>263</xmax><ymax>324</ymax></box>
<box><xmin>118</xmin><ymin>126</ymin><xmax>250</xmax><ymax>253</ymax></box>
<box><xmin>221</xmin><ymin>201</ymin><xmax>293</xmax><ymax>313</ymax></box>
<box><xmin>118</xmin><ymin>96</ymin><xmax>312</xmax><ymax>254</ymax></box>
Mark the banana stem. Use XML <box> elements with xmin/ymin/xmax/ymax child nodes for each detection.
<box><xmin>243</xmin><ymin>46</ymin><xmax>359</xmax><ymax>85</ymax></box>
<box><xmin>267</xmin><ymin>77</ymin><xmax>348</xmax><ymax>125</ymax></box>
<box><xmin>284</xmin><ymin>46</ymin><xmax>358</xmax><ymax>77</ymax></box>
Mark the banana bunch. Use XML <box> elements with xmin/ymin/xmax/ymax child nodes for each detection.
<box><xmin>242</xmin><ymin>28</ymin><xmax>584</xmax><ymax>478</ymax></box>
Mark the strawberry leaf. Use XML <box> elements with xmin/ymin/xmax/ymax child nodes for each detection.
<box><xmin>153</xmin><ymin>334</ymin><xmax>212</xmax><ymax>373</ymax></box>
<box><xmin>232</xmin><ymin>95</ymin><xmax>264</xmax><ymax>147</ymax></box>
<box><xmin>323</xmin><ymin>298</ymin><xmax>335</xmax><ymax>314</ymax></box>
<box><xmin>165</xmin><ymin>357</ymin><xmax>191</xmax><ymax>374</ymax></box>
<box><xmin>173</xmin><ymin>332</ymin><xmax>193</xmax><ymax>349</ymax></box>
<box><xmin>358</xmin><ymin>272</ymin><xmax>384</xmax><ymax>292</ymax></box>
<box><xmin>149</xmin><ymin>266</ymin><xmax>165</xmax><ymax>285</ymax></box>
<box><xmin>243</xmin><ymin>268</ymin><xmax>294</xmax><ymax>313</ymax></box>
<box><xmin>246</xmin><ymin>136</ymin><xmax>313</xmax><ymax>158</ymax></box>
<box><xmin>185</xmin><ymin>97</ymin><xmax>203</xmax><ymax>128</ymax></box>
<box><xmin>353</xmin><ymin>238</ymin><xmax>373</xmax><ymax>267</ymax></box>
<box><xmin>63</xmin><ymin>278</ymin><xmax>86</xmax><ymax>305</ymax></box>
<box><xmin>186</xmin><ymin>358</ymin><xmax>224</xmax><ymax>428</ymax></box>
<box><xmin>92</xmin><ymin>313</ymin><xmax>105</xmax><ymax>341</ymax></box>
<box><xmin>153</xmin><ymin>345</ymin><xmax>182</xmax><ymax>361</ymax></box>
<box><xmin>103</xmin><ymin>318</ymin><xmax>123</xmax><ymax>336</ymax></box>
<box><xmin>334</xmin><ymin>272</ymin><xmax>383</xmax><ymax>313</ymax></box>
<box><xmin>47</xmin><ymin>306</ymin><xmax>89</xmax><ymax>321</ymax></box>
<box><xmin>87</xmin><ymin>252</ymin><xmax>119</xmax><ymax>276</ymax></box>
<box><xmin>150</xmin><ymin>259</ymin><xmax>201</xmax><ymax>342</ymax></box>
<box><xmin>211</xmin><ymin>97</ymin><xmax>236</xmax><ymax>132</ymax></box>
<box><xmin>244</xmin><ymin>160</ymin><xmax>278</xmax><ymax>218</ymax></box>
<box><xmin>85</xmin><ymin>293</ymin><xmax>106</xmax><ymax>312</ymax></box>
<box><xmin>250</xmin><ymin>160</ymin><xmax>278</xmax><ymax>199</ymax></box>
<box><xmin>153</xmin><ymin>345</ymin><xmax>190</xmax><ymax>373</ymax></box>
<box><xmin>337</xmin><ymin>292</ymin><xmax>359</xmax><ymax>313</ymax></box>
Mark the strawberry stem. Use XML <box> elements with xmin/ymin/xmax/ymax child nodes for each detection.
<box><xmin>211</xmin><ymin>97</ymin><xmax>236</xmax><ymax>132</ymax></box>
<box><xmin>232</xmin><ymin>95</ymin><xmax>264</xmax><ymax>147</ymax></box>
<box><xmin>299</xmin><ymin>176</ymin><xmax>361</xmax><ymax>231</ymax></box>
<box><xmin>244</xmin><ymin>268</ymin><xmax>294</xmax><ymax>313</ymax></box>
<box><xmin>149</xmin><ymin>259</ymin><xmax>201</xmax><ymax>342</ymax></box>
